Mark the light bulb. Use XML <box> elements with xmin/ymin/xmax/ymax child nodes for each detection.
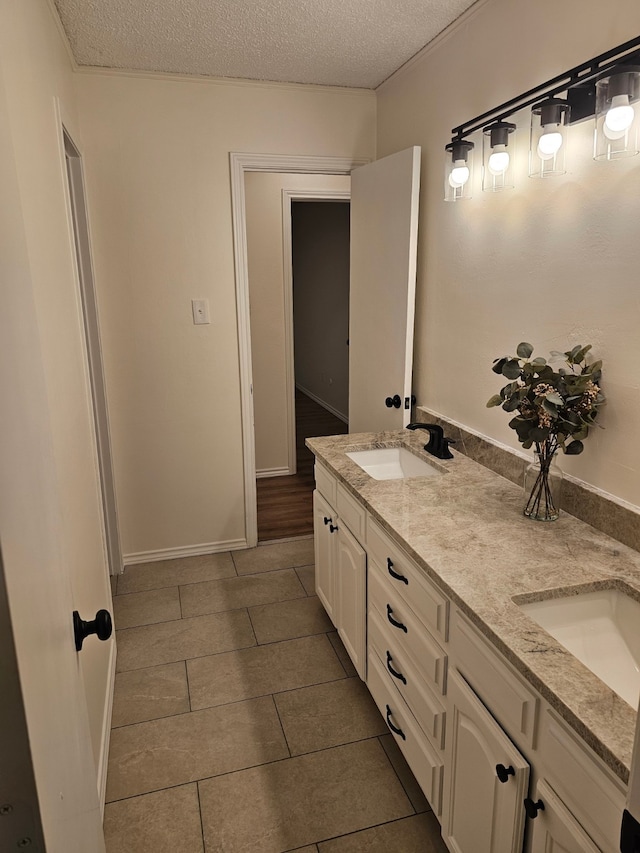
<box><xmin>537</xmin><ymin>125</ymin><xmax>563</xmax><ymax>160</ymax></box>
<box><xmin>449</xmin><ymin>160</ymin><xmax>470</xmax><ymax>187</ymax></box>
<box><xmin>604</xmin><ymin>94</ymin><xmax>635</xmax><ymax>139</ymax></box>
<box><xmin>488</xmin><ymin>145</ymin><xmax>510</xmax><ymax>175</ymax></box>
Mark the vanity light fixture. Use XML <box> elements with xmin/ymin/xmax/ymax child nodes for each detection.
<box><xmin>594</xmin><ymin>67</ymin><xmax>640</xmax><ymax>159</ymax></box>
<box><xmin>443</xmin><ymin>35</ymin><xmax>640</xmax><ymax>199</ymax></box>
<box><xmin>444</xmin><ymin>139</ymin><xmax>474</xmax><ymax>201</ymax></box>
<box><xmin>482</xmin><ymin>121</ymin><xmax>516</xmax><ymax>191</ymax></box>
<box><xmin>529</xmin><ymin>97</ymin><xmax>570</xmax><ymax>177</ymax></box>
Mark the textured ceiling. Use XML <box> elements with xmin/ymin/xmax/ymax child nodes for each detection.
<box><xmin>53</xmin><ymin>0</ymin><xmax>478</xmax><ymax>89</ymax></box>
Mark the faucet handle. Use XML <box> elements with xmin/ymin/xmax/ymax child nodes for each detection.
<box><xmin>441</xmin><ymin>438</ymin><xmax>456</xmax><ymax>459</ymax></box>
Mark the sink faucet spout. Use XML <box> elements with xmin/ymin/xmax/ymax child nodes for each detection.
<box><xmin>406</xmin><ymin>422</ymin><xmax>454</xmax><ymax>460</ymax></box>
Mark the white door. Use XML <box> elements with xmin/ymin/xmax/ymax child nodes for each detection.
<box><xmin>443</xmin><ymin>671</ymin><xmax>529</xmax><ymax>853</ymax></box>
<box><xmin>0</xmin><ymin>76</ymin><xmax>105</xmax><ymax>851</ymax></box>
<box><xmin>349</xmin><ymin>147</ymin><xmax>421</xmax><ymax>433</ymax></box>
<box><xmin>336</xmin><ymin>523</ymin><xmax>367</xmax><ymax>680</ymax></box>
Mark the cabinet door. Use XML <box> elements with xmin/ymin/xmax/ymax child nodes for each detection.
<box><xmin>528</xmin><ymin>780</ymin><xmax>600</xmax><ymax>853</ymax></box>
<box><xmin>336</xmin><ymin>522</ymin><xmax>367</xmax><ymax>680</ymax></box>
<box><xmin>313</xmin><ymin>490</ymin><xmax>337</xmax><ymax>624</ymax></box>
<box><xmin>443</xmin><ymin>670</ymin><xmax>530</xmax><ymax>853</ymax></box>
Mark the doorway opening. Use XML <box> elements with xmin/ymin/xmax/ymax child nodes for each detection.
<box><xmin>254</xmin><ymin>198</ymin><xmax>350</xmax><ymax>541</ymax></box>
<box><xmin>230</xmin><ymin>153</ymin><xmax>368</xmax><ymax>548</ymax></box>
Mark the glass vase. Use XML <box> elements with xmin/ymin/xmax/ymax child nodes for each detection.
<box><xmin>523</xmin><ymin>449</ymin><xmax>562</xmax><ymax>522</ymax></box>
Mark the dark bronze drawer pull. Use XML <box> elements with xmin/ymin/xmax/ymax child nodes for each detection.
<box><xmin>386</xmin><ymin>651</ymin><xmax>407</xmax><ymax>684</ymax></box>
<box><xmin>385</xmin><ymin>704</ymin><xmax>406</xmax><ymax>740</ymax></box>
<box><xmin>386</xmin><ymin>604</ymin><xmax>408</xmax><ymax>633</ymax></box>
<box><xmin>387</xmin><ymin>557</ymin><xmax>408</xmax><ymax>585</ymax></box>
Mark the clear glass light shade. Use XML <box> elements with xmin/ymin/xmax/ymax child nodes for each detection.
<box><xmin>529</xmin><ymin>99</ymin><xmax>569</xmax><ymax>177</ymax></box>
<box><xmin>482</xmin><ymin>122</ymin><xmax>516</xmax><ymax>192</ymax></box>
<box><xmin>594</xmin><ymin>69</ymin><xmax>640</xmax><ymax>160</ymax></box>
<box><xmin>444</xmin><ymin>140</ymin><xmax>474</xmax><ymax>201</ymax></box>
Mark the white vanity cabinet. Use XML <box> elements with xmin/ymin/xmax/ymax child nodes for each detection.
<box><xmin>311</xmin><ymin>455</ymin><xmax>628</xmax><ymax>853</ymax></box>
<box><xmin>527</xmin><ymin>780</ymin><xmax>601</xmax><ymax>853</ymax></box>
<box><xmin>443</xmin><ymin>669</ymin><xmax>530</xmax><ymax>853</ymax></box>
<box><xmin>313</xmin><ymin>464</ymin><xmax>367</xmax><ymax>679</ymax></box>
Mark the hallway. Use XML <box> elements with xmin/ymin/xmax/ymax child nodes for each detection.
<box><xmin>105</xmin><ymin>540</ymin><xmax>447</xmax><ymax>851</ymax></box>
<box><xmin>256</xmin><ymin>391</ymin><xmax>347</xmax><ymax>541</ymax></box>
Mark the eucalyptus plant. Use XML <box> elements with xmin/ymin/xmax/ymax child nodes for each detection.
<box><xmin>487</xmin><ymin>342</ymin><xmax>605</xmax><ymax>455</ymax></box>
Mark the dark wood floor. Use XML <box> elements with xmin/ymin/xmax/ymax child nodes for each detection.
<box><xmin>256</xmin><ymin>390</ymin><xmax>348</xmax><ymax>541</ymax></box>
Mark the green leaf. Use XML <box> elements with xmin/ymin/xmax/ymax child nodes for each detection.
<box><xmin>503</xmin><ymin>395</ymin><xmax>521</xmax><ymax>412</ymax></box>
<box><xmin>517</xmin><ymin>342</ymin><xmax>534</xmax><ymax>359</ymax></box>
<box><xmin>530</xmin><ymin>427</ymin><xmax>550</xmax><ymax>442</ymax></box>
<box><xmin>502</xmin><ymin>359</ymin><xmax>522</xmax><ymax>380</ymax></box>
<box><xmin>546</xmin><ymin>392</ymin><xmax>564</xmax><ymax>406</ymax></box>
<box><xmin>486</xmin><ymin>394</ymin><xmax>503</xmax><ymax>408</ymax></box>
<box><xmin>564</xmin><ymin>439</ymin><xmax>584</xmax><ymax>455</ymax></box>
<box><xmin>531</xmin><ymin>357</ymin><xmax>547</xmax><ymax>366</ymax></box>
<box><xmin>492</xmin><ymin>357</ymin><xmax>508</xmax><ymax>375</ymax></box>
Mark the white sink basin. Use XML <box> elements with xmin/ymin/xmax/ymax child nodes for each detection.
<box><xmin>519</xmin><ymin>588</ymin><xmax>640</xmax><ymax>708</ymax></box>
<box><xmin>346</xmin><ymin>447</ymin><xmax>441</xmax><ymax>481</ymax></box>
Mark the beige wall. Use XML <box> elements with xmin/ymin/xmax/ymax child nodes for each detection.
<box><xmin>293</xmin><ymin>201</ymin><xmax>351</xmax><ymax>420</ymax></box>
<box><xmin>246</xmin><ymin>174</ymin><xmax>351</xmax><ymax>474</ymax></box>
<box><xmin>377</xmin><ymin>0</ymin><xmax>640</xmax><ymax>509</ymax></box>
<box><xmin>0</xmin><ymin>0</ymin><xmax>113</xmax><ymax>786</ymax></box>
<box><xmin>75</xmin><ymin>73</ymin><xmax>374</xmax><ymax>554</ymax></box>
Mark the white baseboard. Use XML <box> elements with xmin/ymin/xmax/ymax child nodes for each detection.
<box><xmin>97</xmin><ymin>637</ymin><xmax>116</xmax><ymax>816</ymax></box>
<box><xmin>256</xmin><ymin>466</ymin><xmax>292</xmax><ymax>479</ymax></box>
<box><xmin>123</xmin><ymin>538</ymin><xmax>248</xmax><ymax>566</ymax></box>
<box><xmin>296</xmin><ymin>384</ymin><xmax>348</xmax><ymax>424</ymax></box>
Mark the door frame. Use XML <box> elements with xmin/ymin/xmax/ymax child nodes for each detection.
<box><xmin>281</xmin><ymin>188</ymin><xmax>351</xmax><ymax>477</ymax></box>
<box><xmin>230</xmin><ymin>153</ymin><xmax>367</xmax><ymax>548</ymax></box>
<box><xmin>57</xmin><ymin>104</ymin><xmax>123</xmax><ymax>579</ymax></box>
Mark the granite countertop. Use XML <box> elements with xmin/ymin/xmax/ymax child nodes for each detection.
<box><xmin>306</xmin><ymin>429</ymin><xmax>640</xmax><ymax>785</ymax></box>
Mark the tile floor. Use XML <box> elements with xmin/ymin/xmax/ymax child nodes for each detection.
<box><xmin>105</xmin><ymin>538</ymin><xmax>449</xmax><ymax>852</ymax></box>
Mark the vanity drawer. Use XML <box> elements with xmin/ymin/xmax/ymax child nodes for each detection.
<box><xmin>336</xmin><ymin>483</ymin><xmax>366</xmax><ymax>544</ymax></box>
<box><xmin>538</xmin><ymin>710</ymin><xmax>625</xmax><ymax>853</ymax></box>
<box><xmin>315</xmin><ymin>462</ymin><xmax>337</xmax><ymax>507</ymax></box>
<box><xmin>367</xmin><ymin>517</ymin><xmax>448</xmax><ymax>643</ymax></box>
<box><xmin>369</xmin><ymin>568</ymin><xmax>447</xmax><ymax>696</ymax></box>
<box><xmin>368</xmin><ymin>648</ymin><xmax>444</xmax><ymax>815</ymax></box>
<box><xmin>451</xmin><ymin>609</ymin><xmax>538</xmax><ymax>750</ymax></box>
<box><xmin>369</xmin><ymin>607</ymin><xmax>446</xmax><ymax>750</ymax></box>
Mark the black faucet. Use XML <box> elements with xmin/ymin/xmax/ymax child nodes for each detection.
<box><xmin>406</xmin><ymin>422</ymin><xmax>455</xmax><ymax>459</ymax></box>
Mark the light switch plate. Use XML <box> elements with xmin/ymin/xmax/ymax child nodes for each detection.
<box><xmin>192</xmin><ymin>299</ymin><xmax>210</xmax><ymax>325</ymax></box>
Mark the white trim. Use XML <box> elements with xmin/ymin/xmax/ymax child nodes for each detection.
<box><xmin>281</xmin><ymin>187</ymin><xmax>351</xmax><ymax>475</ymax></box>
<box><xmin>376</xmin><ymin>0</ymin><xmax>495</xmax><ymax>92</ymax></box>
<box><xmin>230</xmin><ymin>153</ymin><xmax>367</xmax><ymax>548</ymax></box>
<box><xmin>97</xmin><ymin>637</ymin><xmax>116</xmax><ymax>815</ymax></box>
<box><xmin>256</xmin><ymin>466</ymin><xmax>291</xmax><ymax>479</ymax></box>
<box><xmin>123</xmin><ymin>538</ymin><xmax>247</xmax><ymax>566</ymax></box>
<box><xmin>73</xmin><ymin>65</ymin><xmax>377</xmax><ymax>99</ymax></box>
<box><xmin>296</xmin><ymin>383</ymin><xmax>348</xmax><ymax>424</ymax></box>
<box><xmin>44</xmin><ymin>0</ymin><xmax>79</xmax><ymax>72</ymax></box>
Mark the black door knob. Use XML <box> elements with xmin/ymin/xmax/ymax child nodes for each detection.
<box><xmin>385</xmin><ymin>395</ymin><xmax>402</xmax><ymax>409</ymax></box>
<box><xmin>496</xmin><ymin>764</ymin><xmax>515</xmax><ymax>783</ymax></box>
<box><xmin>524</xmin><ymin>797</ymin><xmax>545</xmax><ymax>819</ymax></box>
<box><xmin>73</xmin><ymin>609</ymin><xmax>113</xmax><ymax>651</ymax></box>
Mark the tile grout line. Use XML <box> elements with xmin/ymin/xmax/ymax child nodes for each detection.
<box><xmin>377</xmin><ymin>734</ymin><xmax>424</xmax><ymax>816</ymax></box>
<box><xmin>270</xmin><ymin>693</ymin><xmax>292</xmax><ymax>759</ymax></box>
<box><xmin>195</xmin><ymin>780</ymin><xmax>206</xmax><ymax>852</ymax></box>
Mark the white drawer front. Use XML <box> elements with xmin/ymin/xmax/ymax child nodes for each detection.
<box><xmin>538</xmin><ymin>710</ymin><xmax>625</xmax><ymax>853</ymax></box>
<box><xmin>336</xmin><ymin>483</ymin><xmax>366</xmax><ymax>545</ymax></box>
<box><xmin>451</xmin><ymin>609</ymin><xmax>538</xmax><ymax>750</ymax></box>
<box><xmin>369</xmin><ymin>607</ymin><xmax>446</xmax><ymax>750</ymax></box>
<box><xmin>315</xmin><ymin>462</ymin><xmax>337</xmax><ymax>507</ymax></box>
<box><xmin>367</xmin><ymin>649</ymin><xmax>444</xmax><ymax>816</ymax></box>
<box><xmin>369</xmin><ymin>567</ymin><xmax>447</xmax><ymax>696</ymax></box>
<box><xmin>367</xmin><ymin>517</ymin><xmax>448</xmax><ymax>642</ymax></box>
